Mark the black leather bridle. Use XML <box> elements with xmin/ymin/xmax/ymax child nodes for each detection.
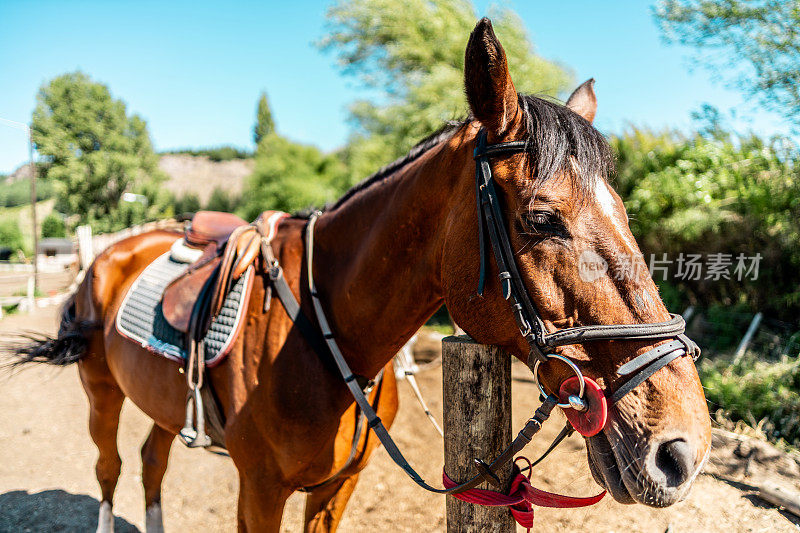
<box><xmin>262</xmin><ymin>128</ymin><xmax>701</xmax><ymax>495</ymax></box>
<box><xmin>473</xmin><ymin>128</ymin><xmax>700</xmax><ymax>408</ymax></box>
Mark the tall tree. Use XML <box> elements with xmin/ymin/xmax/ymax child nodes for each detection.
<box><xmin>319</xmin><ymin>0</ymin><xmax>575</xmax><ymax>183</ymax></box>
<box><xmin>253</xmin><ymin>91</ymin><xmax>275</xmax><ymax>145</ymax></box>
<box><xmin>655</xmin><ymin>0</ymin><xmax>800</xmax><ymax>126</ymax></box>
<box><xmin>31</xmin><ymin>72</ymin><xmax>166</xmax><ymax>230</ymax></box>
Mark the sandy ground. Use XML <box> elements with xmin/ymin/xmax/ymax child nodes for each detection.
<box><xmin>1</xmin><ymin>306</ymin><xmax>798</xmax><ymax>532</ymax></box>
<box><xmin>0</xmin><ymin>271</ymin><xmax>75</xmax><ymax>298</ymax></box>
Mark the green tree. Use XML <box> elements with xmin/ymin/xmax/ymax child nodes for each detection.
<box><xmin>655</xmin><ymin>0</ymin><xmax>800</xmax><ymax>126</ymax></box>
<box><xmin>31</xmin><ymin>72</ymin><xmax>167</xmax><ymax>230</ymax></box>
<box><xmin>320</xmin><ymin>0</ymin><xmax>574</xmax><ymax>183</ymax></box>
<box><xmin>41</xmin><ymin>213</ymin><xmax>66</xmax><ymax>238</ymax></box>
<box><xmin>240</xmin><ymin>133</ymin><xmax>346</xmax><ymax>219</ymax></box>
<box><xmin>253</xmin><ymin>92</ymin><xmax>275</xmax><ymax>145</ymax></box>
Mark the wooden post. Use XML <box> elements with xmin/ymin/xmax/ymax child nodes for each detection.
<box><xmin>76</xmin><ymin>225</ymin><xmax>94</xmax><ymax>270</ymax></box>
<box><xmin>733</xmin><ymin>312</ymin><xmax>763</xmax><ymax>364</ymax></box>
<box><xmin>26</xmin><ymin>275</ymin><xmax>35</xmax><ymax>313</ymax></box>
<box><xmin>443</xmin><ymin>336</ymin><xmax>513</xmax><ymax>533</ymax></box>
<box><xmin>28</xmin><ymin>132</ymin><xmax>38</xmax><ymax>295</ymax></box>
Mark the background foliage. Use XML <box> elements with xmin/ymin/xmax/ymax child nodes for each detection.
<box><xmin>614</xmin><ymin>123</ymin><xmax>800</xmax><ymax>319</ymax></box>
<box><xmin>40</xmin><ymin>212</ymin><xmax>66</xmax><ymax>238</ymax></box>
<box><xmin>161</xmin><ymin>145</ymin><xmax>252</xmax><ymax>161</ymax></box>
<box><xmin>253</xmin><ymin>92</ymin><xmax>275</xmax><ymax>146</ymax></box>
<box><xmin>0</xmin><ymin>177</ymin><xmax>53</xmax><ymax>208</ymax></box>
<box><xmin>240</xmin><ymin>133</ymin><xmax>346</xmax><ymax>218</ymax></box>
<box><xmin>0</xmin><ymin>220</ymin><xmax>24</xmax><ymax>253</ymax></box>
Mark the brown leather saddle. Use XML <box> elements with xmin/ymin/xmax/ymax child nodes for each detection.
<box><xmin>155</xmin><ymin>210</ymin><xmax>287</xmax><ymax>449</ymax></box>
<box><xmin>161</xmin><ymin>210</ymin><xmax>267</xmax><ymax>337</ymax></box>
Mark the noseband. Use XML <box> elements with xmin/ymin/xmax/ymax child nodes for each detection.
<box><xmin>260</xmin><ymin>128</ymin><xmax>701</xmax><ymax>497</ymax></box>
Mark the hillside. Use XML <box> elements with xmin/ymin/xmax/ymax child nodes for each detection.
<box><xmin>4</xmin><ymin>163</ymin><xmax>34</xmax><ymax>184</ymax></box>
<box><xmin>157</xmin><ymin>154</ymin><xmax>254</xmax><ymax>204</ymax></box>
<box><xmin>6</xmin><ymin>154</ymin><xmax>254</xmax><ymax>206</ymax></box>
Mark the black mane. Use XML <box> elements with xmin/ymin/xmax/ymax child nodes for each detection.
<box><xmin>328</xmin><ymin>94</ymin><xmax>615</xmax><ymax>210</ymax></box>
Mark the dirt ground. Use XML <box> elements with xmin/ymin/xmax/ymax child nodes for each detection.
<box><xmin>1</xmin><ymin>306</ymin><xmax>798</xmax><ymax>532</ymax></box>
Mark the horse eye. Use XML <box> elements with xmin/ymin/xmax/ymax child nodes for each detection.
<box><xmin>519</xmin><ymin>211</ymin><xmax>568</xmax><ymax>237</ymax></box>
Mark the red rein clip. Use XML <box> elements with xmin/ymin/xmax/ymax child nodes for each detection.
<box><xmin>443</xmin><ymin>457</ymin><xmax>605</xmax><ymax>530</ymax></box>
<box><xmin>559</xmin><ymin>376</ymin><xmax>608</xmax><ymax>437</ymax></box>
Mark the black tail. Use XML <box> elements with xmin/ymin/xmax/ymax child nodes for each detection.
<box><xmin>5</xmin><ymin>298</ymin><xmax>99</xmax><ymax>367</ymax></box>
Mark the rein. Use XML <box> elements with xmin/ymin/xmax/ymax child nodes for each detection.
<box><xmin>255</xmin><ymin>127</ymin><xmax>702</xmax><ymax>522</ymax></box>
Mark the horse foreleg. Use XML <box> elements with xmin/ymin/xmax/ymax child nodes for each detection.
<box><xmin>78</xmin><ymin>357</ymin><xmax>125</xmax><ymax>533</ymax></box>
<box><xmin>303</xmin><ymin>474</ymin><xmax>360</xmax><ymax>533</ymax></box>
<box><xmin>140</xmin><ymin>423</ymin><xmax>175</xmax><ymax>533</ymax></box>
<box><xmin>236</xmin><ymin>470</ymin><xmax>291</xmax><ymax>532</ymax></box>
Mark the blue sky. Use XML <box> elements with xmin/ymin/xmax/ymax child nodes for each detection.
<box><xmin>0</xmin><ymin>0</ymin><xmax>791</xmax><ymax>174</ymax></box>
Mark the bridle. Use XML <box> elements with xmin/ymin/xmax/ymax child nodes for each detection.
<box><xmin>473</xmin><ymin>128</ymin><xmax>700</xmax><ymax>408</ymax></box>
<box><xmin>259</xmin><ymin>127</ymin><xmax>700</xmax><ymax>496</ymax></box>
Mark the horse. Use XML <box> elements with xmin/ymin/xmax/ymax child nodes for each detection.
<box><xmin>10</xmin><ymin>18</ymin><xmax>711</xmax><ymax>532</ymax></box>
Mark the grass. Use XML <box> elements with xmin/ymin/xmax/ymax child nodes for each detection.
<box><xmin>0</xmin><ymin>199</ymin><xmax>55</xmax><ymax>255</ymax></box>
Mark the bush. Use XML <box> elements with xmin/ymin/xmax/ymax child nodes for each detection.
<box><xmin>240</xmin><ymin>133</ymin><xmax>345</xmax><ymax>219</ymax></box>
<box><xmin>614</xmin><ymin>127</ymin><xmax>800</xmax><ymax>321</ymax></box>
<box><xmin>41</xmin><ymin>212</ymin><xmax>66</xmax><ymax>238</ymax></box>
<box><xmin>173</xmin><ymin>193</ymin><xmax>202</xmax><ymax>215</ymax></box>
<box><xmin>0</xmin><ymin>220</ymin><xmax>24</xmax><ymax>252</ymax></box>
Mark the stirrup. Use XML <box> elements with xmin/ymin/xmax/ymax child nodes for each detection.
<box><xmin>180</xmin><ymin>386</ymin><xmax>212</xmax><ymax>448</ymax></box>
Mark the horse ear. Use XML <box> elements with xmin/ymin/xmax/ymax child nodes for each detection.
<box><xmin>566</xmin><ymin>79</ymin><xmax>597</xmax><ymax>123</ymax></box>
<box><xmin>464</xmin><ymin>18</ymin><xmax>519</xmax><ymax>136</ymax></box>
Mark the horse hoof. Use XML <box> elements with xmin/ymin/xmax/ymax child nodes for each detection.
<box><xmin>145</xmin><ymin>503</ymin><xmax>164</xmax><ymax>533</ymax></box>
<box><xmin>96</xmin><ymin>501</ymin><xmax>114</xmax><ymax>533</ymax></box>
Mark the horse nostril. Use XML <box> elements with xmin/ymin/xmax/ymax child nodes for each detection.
<box><xmin>652</xmin><ymin>439</ymin><xmax>693</xmax><ymax>488</ymax></box>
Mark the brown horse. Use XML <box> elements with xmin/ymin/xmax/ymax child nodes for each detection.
<box><xmin>11</xmin><ymin>18</ymin><xmax>710</xmax><ymax>532</ymax></box>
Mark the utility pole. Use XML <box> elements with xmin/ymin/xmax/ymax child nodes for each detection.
<box><xmin>28</xmin><ymin>128</ymin><xmax>38</xmax><ymax>294</ymax></box>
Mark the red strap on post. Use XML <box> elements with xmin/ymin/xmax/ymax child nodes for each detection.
<box><xmin>442</xmin><ymin>458</ymin><xmax>605</xmax><ymax>530</ymax></box>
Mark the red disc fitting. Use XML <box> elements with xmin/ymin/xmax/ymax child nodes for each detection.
<box><xmin>559</xmin><ymin>376</ymin><xmax>607</xmax><ymax>437</ymax></box>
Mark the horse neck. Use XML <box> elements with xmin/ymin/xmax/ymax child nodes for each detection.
<box><xmin>312</xmin><ymin>128</ymin><xmax>473</xmax><ymax>378</ymax></box>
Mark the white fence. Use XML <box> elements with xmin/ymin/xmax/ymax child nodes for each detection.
<box><xmin>0</xmin><ymin>219</ymin><xmax>182</xmax><ymax>320</ymax></box>
<box><xmin>77</xmin><ymin>219</ymin><xmax>182</xmax><ymax>269</ymax></box>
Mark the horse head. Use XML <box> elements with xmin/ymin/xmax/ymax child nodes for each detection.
<box><xmin>443</xmin><ymin>18</ymin><xmax>711</xmax><ymax>507</ymax></box>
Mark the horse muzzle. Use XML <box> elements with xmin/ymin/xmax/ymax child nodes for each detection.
<box><xmin>586</xmin><ymin>422</ymin><xmax>709</xmax><ymax>507</ymax></box>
